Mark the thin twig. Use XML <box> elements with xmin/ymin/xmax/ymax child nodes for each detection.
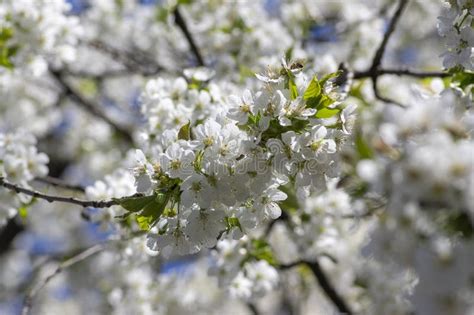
<box><xmin>306</xmin><ymin>260</ymin><xmax>353</xmax><ymax>315</ymax></box>
<box><xmin>21</xmin><ymin>243</ymin><xmax>105</xmax><ymax>315</ymax></box>
<box><xmin>63</xmin><ymin>69</ymin><xmax>132</xmax><ymax>80</ymax></box>
<box><xmin>373</xmin><ymin>78</ymin><xmax>407</xmax><ymax>107</ymax></box>
<box><xmin>173</xmin><ymin>6</ymin><xmax>205</xmax><ymax>67</ymax></box>
<box><xmin>88</xmin><ymin>41</ymin><xmax>162</xmax><ymax>76</ymax></box>
<box><xmin>247</xmin><ymin>302</ymin><xmax>260</xmax><ymax>315</ymax></box>
<box><xmin>34</xmin><ymin>176</ymin><xmax>85</xmax><ymax>193</ymax></box>
<box><xmin>264</xmin><ymin>211</ymin><xmax>288</xmax><ymax>237</ymax></box>
<box><xmin>279</xmin><ymin>260</ymin><xmax>352</xmax><ymax>315</ymax></box>
<box><xmin>368</xmin><ymin>0</ymin><xmax>410</xmax><ymax>107</ymax></box>
<box><xmin>0</xmin><ymin>177</ymin><xmax>135</xmax><ymax>208</ymax></box>
<box><xmin>50</xmin><ymin>69</ymin><xmax>134</xmax><ymax>144</ymax></box>
<box><xmin>353</xmin><ymin>68</ymin><xmax>449</xmax><ymax>79</ymax></box>
<box><xmin>370</xmin><ymin>0</ymin><xmax>409</xmax><ymax>73</ymax></box>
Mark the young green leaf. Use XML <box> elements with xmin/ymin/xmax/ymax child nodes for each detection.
<box><xmin>289</xmin><ymin>77</ymin><xmax>298</xmax><ymax>100</ymax></box>
<box><xmin>120</xmin><ymin>195</ymin><xmax>156</xmax><ymax>212</ymax></box>
<box><xmin>315</xmin><ymin>107</ymin><xmax>341</xmax><ymax>119</ymax></box>
<box><xmin>304</xmin><ymin>76</ymin><xmax>321</xmax><ymax>100</ymax></box>
<box><xmin>319</xmin><ymin>71</ymin><xmax>341</xmax><ymax>87</ymax></box>
<box><xmin>355</xmin><ymin>133</ymin><xmax>374</xmax><ymax>159</ymax></box>
<box><xmin>135</xmin><ymin>193</ymin><xmax>170</xmax><ymax>230</ymax></box>
<box><xmin>178</xmin><ymin>121</ymin><xmax>191</xmax><ymax>140</ymax></box>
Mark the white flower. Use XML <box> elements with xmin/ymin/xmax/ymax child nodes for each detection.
<box><xmin>193</xmin><ymin>120</ymin><xmax>222</xmax><ymax>150</ymax></box>
<box><xmin>228</xmin><ymin>271</ymin><xmax>253</xmax><ymax>300</ymax></box>
<box><xmin>301</xmin><ymin>126</ymin><xmax>336</xmax><ymax>162</ymax></box>
<box><xmin>254</xmin><ymin>188</ymin><xmax>287</xmax><ymax>220</ymax></box>
<box><xmin>184</xmin><ymin>208</ymin><xmax>226</xmax><ymax>248</ymax></box>
<box><xmin>160</xmin><ymin>143</ymin><xmax>195</xmax><ymax>179</ymax></box>
<box><xmin>180</xmin><ymin>173</ymin><xmax>212</xmax><ymax>209</ymax></box>
<box><xmin>227</xmin><ymin>89</ymin><xmax>255</xmax><ymax>124</ymax></box>
<box><xmin>147</xmin><ymin>221</ymin><xmax>199</xmax><ymax>258</ymax></box>
<box><xmin>244</xmin><ymin>260</ymin><xmax>279</xmax><ymax>298</ymax></box>
<box><xmin>134</xmin><ymin>149</ymin><xmax>155</xmax><ymax>193</ymax></box>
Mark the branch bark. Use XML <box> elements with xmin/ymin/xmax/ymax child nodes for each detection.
<box><xmin>280</xmin><ymin>260</ymin><xmax>353</xmax><ymax>315</ymax></box>
<box><xmin>21</xmin><ymin>243</ymin><xmax>105</xmax><ymax>315</ymax></box>
<box><xmin>367</xmin><ymin>0</ymin><xmax>411</xmax><ymax>107</ymax></box>
<box><xmin>354</xmin><ymin>67</ymin><xmax>449</xmax><ymax>79</ymax></box>
<box><xmin>370</xmin><ymin>0</ymin><xmax>410</xmax><ymax>73</ymax></box>
<box><xmin>88</xmin><ymin>40</ymin><xmax>163</xmax><ymax>76</ymax></box>
<box><xmin>0</xmin><ymin>177</ymin><xmax>135</xmax><ymax>208</ymax></box>
<box><xmin>173</xmin><ymin>6</ymin><xmax>206</xmax><ymax>67</ymax></box>
<box><xmin>50</xmin><ymin>69</ymin><xmax>134</xmax><ymax>144</ymax></box>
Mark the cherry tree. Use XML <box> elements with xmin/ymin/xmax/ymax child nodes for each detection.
<box><xmin>0</xmin><ymin>0</ymin><xmax>473</xmax><ymax>314</ymax></box>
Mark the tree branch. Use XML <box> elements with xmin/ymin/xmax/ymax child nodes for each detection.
<box><xmin>87</xmin><ymin>41</ymin><xmax>163</xmax><ymax>76</ymax></box>
<box><xmin>0</xmin><ymin>177</ymin><xmax>135</xmax><ymax>208</ymax></box>
<box><xmin>34</xmin><ymin>176</ymin><xmax>85</xmax><ymax>193</ymax></box>
<box><xmin>354</xmin><ymin>67</ymin><xmax>449</xmax><ymax>79</ymax></box>
<box><xmin>50</xmin><ymin>69</ymin><xmax>134</xmax><ymax>144</ymax></box>
<box><xmin>367</xmin><ymin>0</ymin><xmax>410</xmax><ymax>107</ymax></box>
<box><xmin>21</xmin><ymin>243</ymin><xmax>105</xmax><ymax>315</ymax></box>
<box><xmin>247</xmin><ymin>302</ymin><xmax>260</xmax><ymax>315</ymax></box>
<box><xmin>370</xmin><ymin>0</ymin><xmax>409</xmax><ymax>73</ymax></box>
<box><xmin>280</xmin><ymin>260</ymin><xmax>353</xmax><ymax>315</ymax></box>
<box><xmin>173</xmin><ymin>6</ymin><xmax>206</xmax><ymax>67</ymax></box>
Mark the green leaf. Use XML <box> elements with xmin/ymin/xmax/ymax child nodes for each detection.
<box><xmin>304</xmin><ymin>76</ymin><xmax>321</xmax><ymax>100</ymax></box>
<box><xmin>0</xmin><ymin>28</ymin><xmax>13</xmax><ymax>42</ymax></box>
<box><xmin>193</xmin><ymin>150</ymin><xmax>205</xmax><ymax>172</ymax></box>
<box><xmin>319</xmin><ymin>71</ymin><xmax>341</xmax><ymax>87</ymax></box>
<box><xmin>239</xmin><ymin>65</ymin><xmax>254</xmax><ymax>79</ymax></box>
<box><xmin>0</xmin><ymin>28</ymin><xmax>17</xmax><ymax>70</ymax></box>
<box><xmin>225</xmin><ymin>216</ymin><xmax>242</xmax><ymax>231</ymax></box>
<box><xmin>178</xmin><ymin>121</ymin><xmax>191</xmax><ymax>140</ymax></box>
<box><xmin>355</xmin><ymin>134</ymin><xmax>374</xmax><ymax>159</ymax></box>
<box><xmin>18</xmin><ymin>206</ymin><xmax>28</xmax><ymax>219</ymax></box>
<box><xmin>284</xmin><ymin>47</ymin><xmax>294</xmax><ymax>61</ymax></box>
<box><xmin>452</xmin><ymin>71</ymin><xmax>474</xmax><ymax>90</ymax></box>
<box><xmin>135</xmin><ymin>193</ymin><xmax>169</xmax><ymax>230</ymax></box>
<box><xmin>136</xmin><ymin>214</ymin><xmax>154</xmax><ymax>230</ymax></box>
<box><xmin>315</xmin><ymin>107</ymin><xmax>341</xmax><ymax>119</ymax></box>
<box><xmin>440</xmin><ymin>211</ymin><xmax>474</xmax><ymax>238</ymax></box>
<box><xmin>316</xmin><ymin>95</ymin><xmax>335</xmax><ymax>110</ymax></box>
<box><xmin>250</xmin><ymin>239</ymin><xmax>277</xmax><ymax>266</ymax></box>
<box><xmin>289</xmin><ymin>77</ymin><xmax>298</xmax><ymax>100</ymax></box>
<box><xmin>120</xmin><ymin>195</ymin><xmax>156</xmax><ymax>212</ymax></box>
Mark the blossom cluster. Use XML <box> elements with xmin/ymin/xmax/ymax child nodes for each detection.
<box><xmin>210</xmin><ymin>236</ymin><xmax>279</xmax><ymax>301</ymax></box>
<box><xmin>0</xmin><ymin>132</ymin><xmax>49</xmax><ymax>225</ymax></box>
<box><xmin>0</xmin><ymin>0</ymin><xmax>82</xmax><ymax>75</ymax></box>
<box><xmin>438</xmin><ymin>0</ymin><xmax>473</xmax><ymax>70</ymax></box>
<box><xmin>359</xmin><ymin>90</ymin><xmax>474</xmax><ymax>314</ymax></box>
<box><xmin>131</xmin><ymin>60</ymin><xmax>356</xmax><ymax>262</ymax></box>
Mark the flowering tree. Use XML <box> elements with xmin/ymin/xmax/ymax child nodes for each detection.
<box><xmin>0</xmin><ymin>0</ymin><xmax>473</xmax><ymax>314</ymax></box>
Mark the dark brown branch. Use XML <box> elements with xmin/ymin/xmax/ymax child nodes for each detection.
<box><xmin>173</xmin><ymin>7</ymin><xmax>205</xmax><ymax>67</ymax></box>
<box><xmin>372</xmin><ymin>77</ymin><xmax>407</xmax><ymax>107</ymax></box>
<box><xmin>34</xmin><ymin>176</ymin><xmax>85</xmax><ymax>193</ymax></box>
<box><xmin>88</xmin><ymin>41</ymin><xmax>163</xmax><ymax>76</ymax></box>
<box><xmin>63</xmin><ymin>69</ymin><xmax>132</xmax><ymax>80</ymax></box>
<box><xmin>247</xmin><ymin>303</ymin><xmax>260</xmax><ymax>315</ymax></box>
<box><xmin>21</xmin><ymin>243</ymin><xmax>105</xmax><ymax>315</ymax></box>
<box><xmin>21</xmin><ymin>231</ymin><xmax>145</xmax><ymax>315</ymax></box>
<box><xmin>354</xmin><ymin>68</ymin><xmax>449</xmax><ymax>79</ymax></box>
<box><xmin>307</xmin><ymin>260</ymin><xmax>353</xmax><ymax>315</ymax></box>
<box><xmin>370</xmin><ymin>0</ymin><xmax>409</xmax><ymax>73</ymax></box>
<box><xmin>0</xmin><ymin>177</ymin><xmax>132</xmax><ymax>208</ymax></box>
<box><xmin>264</xmin><ymin>211</ymin><xmax>288</xmax><ymax>237</ymax></box>
<box><xmin>367</xmin><ymin>0</ymin><xmax>410</xmax><ymax>107</ymax></box>
<box><xmin>49</xmin><ymin>69</ymin><xmax>134</xmax><ymax>144</ymax></box>
<box><xmin>279</xmin><ymin>260</ymin><xmax>353</xmax><ymax>315</ymax></box>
